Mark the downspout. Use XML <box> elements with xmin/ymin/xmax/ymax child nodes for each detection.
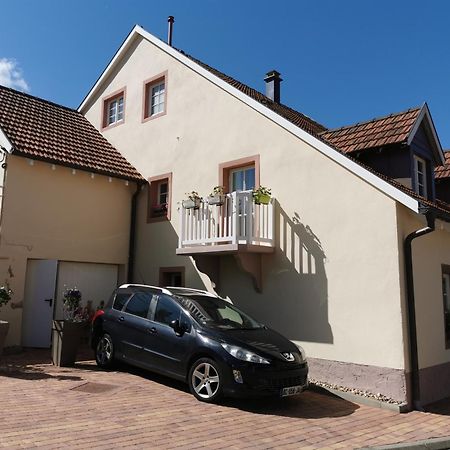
<box><xmin>127</xmin><ymin>181</ymin><xmax>144</xmax><ymax>282</ymax></box>
<box><xmin>404</xmin><ymin>207</ymin><xmax>435</xmax><ymax>410</ymax></box>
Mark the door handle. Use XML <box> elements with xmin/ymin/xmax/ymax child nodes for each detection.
<box><xmin>44</xmin><ymin>298</ymin><xmax>53</xmax><ymax>307</ymax></box>
<box><xmin>118</xmin><ymin>316</ymin><xmax>124</xmax><ymax>322</ymax></box>
<box><xmin>147</xmin><ymin>327</ymin><xmax>157</xmax><ymax>334</ymax></box>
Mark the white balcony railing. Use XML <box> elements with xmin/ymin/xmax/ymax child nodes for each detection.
<box><xmin>178</xmin><ymin>191</ymin><xmax>275</xmax><ymax>251</ymax></box>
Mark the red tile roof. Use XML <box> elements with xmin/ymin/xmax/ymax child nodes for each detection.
<box><xmin>435</xmin><ymin>151</ymin><xmax>450</xmax><ymax>179</ymax></box>
<box><xmin>179</xmin><ymin>51</ymin><xmax>327</xmax><ymax>138</ymax></box>
<box><xmin>320</xmin><ymin>108</ymin><xmax>421</xmax><ymax>154</ymax></box>
<box><xmin>0</xmin><ymin>85</ymin><xmax>143</xmax><ymax>181</ymax></box>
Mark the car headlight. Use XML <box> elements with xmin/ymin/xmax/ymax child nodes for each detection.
<box><xmin>221</xmin><ymin>343</ymin><xmax>270</xmax><ymax>364</ymax></box>
<box><xmin>294</xmin><ymin>343</ymin><xmax>307</xmax><ymax>362</ymax></box>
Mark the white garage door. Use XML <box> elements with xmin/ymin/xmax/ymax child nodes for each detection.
<box><xmin>54</xmin><ymin>262</ymin><xmax>119</xmax><ymax>321</ymax></box>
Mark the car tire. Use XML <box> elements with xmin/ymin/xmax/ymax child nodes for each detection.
<box><xmin>95</xmin><ymin>333</ymin><xmax>115</xmax><ymax>369</ymax></box>
<box><xmin>188</xmin><ymin>357</ymin><xmax>223</xmax><ymax>403</ymax></box>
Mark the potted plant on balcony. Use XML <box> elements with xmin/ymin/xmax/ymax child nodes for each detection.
<box><xmin>252</xmin><ymin>186</ymin><xmax>272</xmax><ymax>205</ymax></box>
<box><xmin>52</xmin><ymin>287</ymin><xmax>89</xmax><ymax>367</ymax></box>
<box><xmin>207</xmin><ymin>186</ymin><xmax>225</xmax><ymax>206</ymax></box>
<box><xmin>182</xmin><ymin>191</ymin><xmax>202</xmax><ymax>210</ymax></box>
<box><xmin>0</xmin><ymin>282</ymin><xmax>12</xmax><ymax>357</ymax></box>
<box><xmin>152</xmin><ymin>202</ymin><xmax>168</xmax><ymax>217</ymax></box>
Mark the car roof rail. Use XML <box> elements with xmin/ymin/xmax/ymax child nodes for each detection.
<box><xmin>164</xmin><ymin>286</ymin><xmax>219</xmax><ymax>297</ymax></box>
<box><xmin>119</xmin><ymin>283</ymin><xmax>172</xmax><ymax>295</ymax></box>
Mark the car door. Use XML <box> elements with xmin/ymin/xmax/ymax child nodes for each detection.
<box><xmin>113</xmin><ymin>291</ymin><xmax>154</xmax><ymax>364</ymax></box>
<box><xmin>142</xmin><ymin>294</ymin><xmax>195</xmax><ymax>378</ymax></box>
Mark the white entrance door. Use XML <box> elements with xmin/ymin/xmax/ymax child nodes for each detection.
<box><xmin>22</xmin><ymin>259</ymin><xmax>58</xmax><ymax>348</ymax></box>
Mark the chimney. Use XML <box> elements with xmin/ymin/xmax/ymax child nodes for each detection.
<box><xmin>167</xmin><ymin>16</ymin><xmax>175</xmax><ymax>46</ymax></box>
<box><xmin>264</xmin><ymin>70</ymin><xmax>282</xmax><ymax>103</ymax></box>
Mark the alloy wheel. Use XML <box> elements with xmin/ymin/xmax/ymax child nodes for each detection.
<box><xmin>96</xmin><ymin>335</ymin><xmax>113</xmax><ymax>366</ymax></box>
<box><xmin>191</xmin><ymin>362</ymin><xmax>220</xmax><ymax>399</ymax></box>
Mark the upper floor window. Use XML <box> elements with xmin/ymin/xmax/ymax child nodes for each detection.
<box><xmin>102</xmin><ymin>88</ymin><xmax>126</xmax><ymax>129</ymax></box>
<box><xmin>143</xmin><ymin>72</ymin><xmax>168</xmax><ymax>121</ymax></box>
<box><xmin>147</xmin><ymin>172</ymin><xmax>172</xmax><ymax>223</ymax></box>
<box><xmin>230</xmin><ymin>165</ymin><xmax>256</xmax><ymax>192</ymax></box>
<box><xmin>442</xmin><ymin>267</ymin><xmax>450</xmax><ymax>348</ymax></box>
<box><xmin>414</xmin><ymin>155</ymin><xmax>428</xmax><ymax>197</ymax></box>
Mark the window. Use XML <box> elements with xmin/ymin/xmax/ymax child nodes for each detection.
<box><xmin>147</xmin><ymin>173</ymin><xmax>172</xmax><ymax>222</ymax></box>
<box><xmin>113</xmin><ymin>292</ymin><xmax>131</xmax><ymax>311</ymax></box>
<box><xmin>124</xmin><ymin>292</ymin><xmax>152</xmax><ymax>318</ymax></box>
<box><xmin>102</xmin><ymin>88</ymin><xmax>126</xmax><ymax>129</ymax></box>
<box><xmin>159</xmin><ymin>267</ymin><xmax>185</xmax><ymax>287</ymax></box>
<box><xmin>230</xmin><ymin>165</ymin><xmax>256</xmax><ymax>192</ymax></box>
<box><xmin>442</xmin><ymin>267</ymin><xmax>450</xmax><ymax>348</ymax></box>
<box><xmin>219</xmin><ymin>155</ymin><xmax>260</xmax><ymax>193</ymax></box>
<box><xmin>414</xmin><ymin>155</ymin><xmax>428</xmax><ymax>197</ymax></box>
<box><xmin>143</xmin><ymin>72</ymin><xmax>168</xmax><ymax>121</ymax></box>
<box><xmin>154</xmin><ymin>295</ymin><xmax>181</xmax><ymax>326</ymax></box>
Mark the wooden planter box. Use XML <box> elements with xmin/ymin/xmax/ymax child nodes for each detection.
<box><xmin>182</xmin><ymin>198</ymin><xmax>201</xmax><ymax>209</ymax></box>
<box><xmin>52</xmin><ymin>320</ymin><xmax>86</xmax><ymax>367</ymax></box>
<box><xmin>207</xmin><ymin>194</ymin><xmax>225</xmax><ymax>206</ymax></box>
<box><xmin>0</xmin><ymin>320</ymin><xmax>9</xmax><ymax>357</ymax></box>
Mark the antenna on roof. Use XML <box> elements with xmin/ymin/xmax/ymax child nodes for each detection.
<box><xmin>167</xmin><ymin>16</ymin><xmax>175</xmax><ymax>46</ymax></box>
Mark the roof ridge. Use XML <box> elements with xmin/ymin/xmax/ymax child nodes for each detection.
<box><xmin>321</xmin><ymin>106</ymin><xmax>422</xmax><ymax>134</ymax></box>
<box><xmin>176</xmin><ymin>48</ymin><xmax>327</xmax><ymax>133</ymax></box>
<box><xmin>0</xmin><ymin>83</ymin><xmax>78</xmax><ymax>114</ymax></box>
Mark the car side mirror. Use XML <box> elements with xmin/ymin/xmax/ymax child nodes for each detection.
<box><xmin>170</xmin><ymin>319</ymin><xmax>184</xmax><ymax>336</ymax></box>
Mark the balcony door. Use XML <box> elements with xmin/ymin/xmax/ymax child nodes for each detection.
<box><xmin>229</xmin><ymin>165</ymin><xmax>255</xmax><ymax>192</ymax></box>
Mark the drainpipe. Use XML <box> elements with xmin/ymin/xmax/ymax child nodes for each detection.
<box><xmin>127</xmin><ymin>181</ymin><xmax>144</xmax><ymax>282</ymax></box>
<box><xmin>404</xmin><ymin>207</ymin><xmax>435</xmax><ymax>410</ymax></box>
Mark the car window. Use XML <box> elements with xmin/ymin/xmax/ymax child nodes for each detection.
<box><xmin>154</xmin><ymin>295</ymin><xmax>181</xmax><ymax>326</ymax></box>
<box><xmin>113</xmin><ymin>292</ymin><xmax>131</xmax><ymax>311</ymax></box>
<box><xmin>124</xmin><ymin>292</ymin><xmax>152</xmax><ymax>318</ymax></box>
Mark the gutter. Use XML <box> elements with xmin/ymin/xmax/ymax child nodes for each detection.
<box><xmin>127</xmin><ymin>181</ymin><xmax>144</xmax><ymax>282</ymax></box>
<box><xmin>403</xmin><ymin>206</ymin><xmax>436</xmax><ymax>410</ymax></box>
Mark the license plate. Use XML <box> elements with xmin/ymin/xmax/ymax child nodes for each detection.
<box><xmin>280</xmin><ymin>385</ymin><xmax>305</xmax><ymax>397</ymax></box>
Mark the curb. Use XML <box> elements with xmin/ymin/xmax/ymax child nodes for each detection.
<box><xmin>309</xmin><ymin>384</ymin><xmax>410</xmax><ymax>413</ymax></box>
<box><xmin>359</xmin><ymin>435</ymin><xmax>450</xmax><ymax>449</ymax></box>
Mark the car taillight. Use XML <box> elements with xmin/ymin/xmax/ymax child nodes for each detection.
<box><xmin>92</xmin><ymin>309</ymin><xmax>104</xmax><ymax>323</ymax></box>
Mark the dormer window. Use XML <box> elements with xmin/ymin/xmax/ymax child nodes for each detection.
<box><xmin>414</xmin><ymin>155</ymin><xmax>427</xmax><ymax>197</ymax></box>
<box><xmin>143</xmin><ymin>72</ymin><xmax>168</xmax><ymax>122</ymax></box>
<box><xmin>102</xmin><ymin>88</ymin><xmax>126</xmax><ymax>129</ymax></box>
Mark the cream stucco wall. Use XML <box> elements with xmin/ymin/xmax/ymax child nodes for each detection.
<box><xmin>83</xmin><ymin>36</ymin><xmax>408</xmax><ymax>371</ymax></box>
<box><xmin>0</xmin><ymin>155</ymin><xmax>134</xmax><ymax>346</ymax></box>
<box><xmin>397</xmin><ymin>205</ymin><xmax>450</xmax><ymax>370</ymax></box>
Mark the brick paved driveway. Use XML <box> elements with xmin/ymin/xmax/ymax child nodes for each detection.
<box><xmin>0</xmin><ymin>349</ymin><xmax>449</xmax><ymax>449</ymax></box>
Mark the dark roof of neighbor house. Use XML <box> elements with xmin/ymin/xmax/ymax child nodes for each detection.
<box><xmin>320</xmin><ymin>108</ymin><xmax>421</xmax><ymax>154</ymax></box>
<box><xmin>0</xmin><ymin>85</ymin><xmax>143</xmax><ymax>181</ymax></box>
<box><xmin>435</xmin><ymin>150</ymin><xmax>450</xmax><ymax>179</ymax></box>
<box><xmin>179</xmin><ymin>50</ymin><xmax>328</xmax><ymax>138</ymax></box>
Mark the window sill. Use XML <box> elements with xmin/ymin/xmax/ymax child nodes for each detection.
<box><xmin>101</xmin><ymin>119</ymin><xmax>125</xmax><ymax>131</ymax></box>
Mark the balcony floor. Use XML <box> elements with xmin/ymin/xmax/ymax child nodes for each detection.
<box><xmin>176</xmin><ymin>243</ymin><xmax>275</xmax><ymax>256</ymax></box>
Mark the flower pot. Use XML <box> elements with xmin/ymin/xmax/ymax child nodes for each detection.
<box><xmin>0</xmin><ymin>320</ymin><xmax>9</xmax><ymax>357</ymax></box>
<box><xmin>207</xmin><ymin>194</ymin><xmax>225</xmax><ymax>206</ymax></box>
<box><xmin>52</xmin><ymin>320</ymin><xmax>85</xmax><ymax>367</ymax></box>
<box><xmin>182</xmin><ymin>198</ymin><xmax>201</xmax><ymax>209</ymax></box>
<box><xmin>254</xmin><ymin>193</ymin><xmax>271</xmax><ymax>205</ymax></box>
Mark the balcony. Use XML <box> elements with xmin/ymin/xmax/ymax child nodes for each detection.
<box><xmin>176</xmin><ymin>191</ymin><xmax>275</xmax><ymax>255</ymax></box>
<box><xmin>176</xmin><ymin>191</ymin><xmax>275</xmax><ymax>292</ymax></box>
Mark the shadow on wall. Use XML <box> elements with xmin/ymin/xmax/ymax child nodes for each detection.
<box><xmin>218</xmin><ymin>200</ymin><xmax>333</xmax><ymax>344</ymax></box>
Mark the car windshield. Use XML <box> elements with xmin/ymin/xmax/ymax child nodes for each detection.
<box><xmin>175</xmin><ymin>295</ymin><xmax>262</xmax><ymax>330</ymax></box>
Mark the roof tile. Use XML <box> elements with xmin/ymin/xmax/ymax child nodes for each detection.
<box><xmin>0</xmin><ymin>85</ymin><xmax>143</xmax><ymax>181</ymax></box>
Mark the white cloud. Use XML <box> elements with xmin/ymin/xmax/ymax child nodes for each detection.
<box><xmin>0</xmin><ymin>58</ymin><xmax>29</xmax><ymax>92</ymax></box>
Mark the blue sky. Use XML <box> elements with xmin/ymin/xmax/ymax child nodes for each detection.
<box><xmin>1</xmin><ymin>0</ymin><xmax>450</xmax><ymax>147</ymax></box>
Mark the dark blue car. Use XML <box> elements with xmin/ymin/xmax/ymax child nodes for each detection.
<box><xmin>91</xmin><ymin>284</ymin><xmax>308</xmax><ymax>402</ymax></box>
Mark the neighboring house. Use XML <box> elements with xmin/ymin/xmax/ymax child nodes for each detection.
<box><xmin>0</xmin><ymin>85</ymin><xmax>143</xmax><ymax>348</ymax></box>
<box><xmin>75</xmin><ymin>24</ymin><xmax>450</xmax><ymax>408</ymax></box>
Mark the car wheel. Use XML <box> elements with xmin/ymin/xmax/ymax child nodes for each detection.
<box><xmin>189</xmin><ymin>357</ymin><xmax>223</xmax><ymax>403</ymax></box>
<box><xmin>95</xmin><ymin>333</ymin><xmax>115</xmax><ymax>369</ymax></box>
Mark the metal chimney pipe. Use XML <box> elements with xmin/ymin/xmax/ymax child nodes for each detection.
<box><xmin>167</xmin><ymin>16</ymin><xmax>175</xmax><ymax>46</ymax></box>
<box><xmin>264</xmin><ymin>70</ymin><xmax>282</xmax><ymax>103</ymax></box>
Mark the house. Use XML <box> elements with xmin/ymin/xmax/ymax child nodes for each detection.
<box><xmin>77</xmin><ymin>24</ymin><xmax>450</xmax><ymax>408</ymax></box>
<box><xmin>0</xmin><ymin>85</ymin><xmax>143</xmax><ymax>348</ymax></box>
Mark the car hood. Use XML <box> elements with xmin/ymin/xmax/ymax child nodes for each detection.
<box><xmin>210</xmin><ymin>327</ymin><xmax>301</xmax><ymax>363</ymax></box>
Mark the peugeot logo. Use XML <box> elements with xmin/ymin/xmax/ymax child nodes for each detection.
<box><xmin>281</xmin><ymin>352</ymin><xmax>295</xmax><ymax>362</ymax></box>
